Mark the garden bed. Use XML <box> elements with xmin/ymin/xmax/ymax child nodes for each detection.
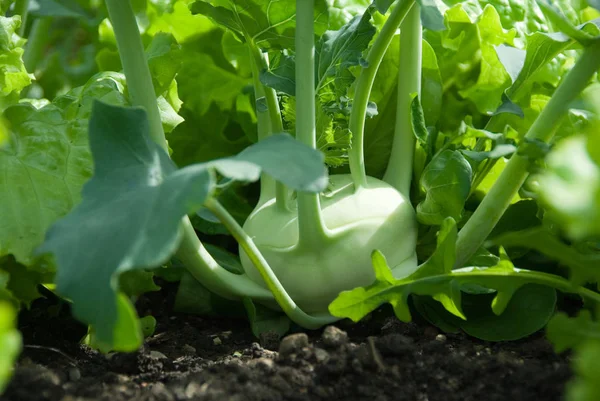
<box><xmin>2</xmin><ymin>288</ymin><xmax>570</xmax><ymax>401</ymax></box>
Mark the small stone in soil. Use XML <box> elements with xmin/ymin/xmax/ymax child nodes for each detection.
<box><xmin>279</xmin><ymin>333</ymin><xmax>309</xmax><ymax>357</ymax></box>
<box><xmin>321</xmin><ymin>326</ymin><xmax>348</xmax><ymax>348</ymax></box>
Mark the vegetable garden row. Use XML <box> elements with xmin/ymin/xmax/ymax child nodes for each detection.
<box><xmin>1</xmin><ymin>0</ymin><xmax>599</xmax><ymax>399</ymax></box>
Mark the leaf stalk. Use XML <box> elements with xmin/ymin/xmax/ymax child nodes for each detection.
<box><xmin>455</xmin><ymin>40</ymin><xmax>600</xmax><ymax>268</ymax></box>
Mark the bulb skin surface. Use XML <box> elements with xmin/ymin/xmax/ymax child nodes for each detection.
<box><xmin>240</xmin><ymin>174</ymin><xmax>418</xmax><ymax>314</ymax></box>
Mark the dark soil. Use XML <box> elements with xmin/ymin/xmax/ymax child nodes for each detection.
<box><xmin>2</xmin><ymin>286</ymin><xmax>571</xmax><ymax>401</ymax></box>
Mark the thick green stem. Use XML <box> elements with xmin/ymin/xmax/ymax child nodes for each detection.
<box><xmin>248</xmin><ymin>42</ymin><xmax>289</xmax><ymax>211</ymax></box>
<box><xmin>23</xmin><ymin>18</ymin><xmax>52</xmax><ymax>74</ymax></box>
<box><xmin>105</xmin><ymin>0</ymin><xmax>166</xmax><ymax>152</ymax></box>
<box><xmin>295</xmin><ymin>0</ymin><xmax>329</xmax><ymax>246</ymax></box>
<box><xmin>14</xmin><ymin>0</ymin><xmax>30</xmax><ymax>36</ymax></box>
<box><xmin>205</xmin><ymin>198</ymin><xmax>337</xmax><ymax>328</ymax></box>
<box><xmin>382</xmin><ymin>4</ymin><xmax>421</xmax><ymax>197</ymax></box>
<box><xmin>249</xmin><ymin>45</ymin><xmax>276</xmax><ymax>206</ymax></box>
<box><xmin>348</xmin><ymin>0</ymin><xmax>416</xmax><ymax>189</ymax></box>
<box><xmin>455</xmin><ymin>41</ymin><xmax>600</xmax><ymax>268</ymax></box>
<box><xmin>175</xmin><ymin>219</ymin><xmax>273</xmax><ymax>301</ymax></box>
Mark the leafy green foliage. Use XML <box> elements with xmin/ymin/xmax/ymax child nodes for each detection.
<box><xmin>329</xmin><ymin>218</ymin><xmax>587</xmax><ymax>340</ymax></box>
<box><xmin>0</xmin><ymin>15</ymin><xmax>31</xmax><ymax>110</ymax></box>
<box><xmin>0</xmin><ymin>74</ymin><xmax>126</xmax><ymax>265</ymax></box>
<box><xmin>536</xmin><ymin>135</ymin><xmax>600</xmax><ymax>241</ymax></box>
<box><xmin>547</xmin><ymin>311</ymin><xmax>600</xmax><ymax>401</ymax></box>
<box><xmin>0</xmin><ymin>302</ymin><xmax>21</xmax><ymax>394</ymax></box>
<box><xmin>39</xmin><ymin>101</ymin><xmax>328</xmax><ymax>345</ymax></box>
<box><xmin>416</xmin><ymin>150</ymin><xmax>472</xmax><ymax>225</ymax></box>
<box><xmin>190</xmin><ymin>0</ymin><xmax>329</xmax><ymax>49</ymax></box>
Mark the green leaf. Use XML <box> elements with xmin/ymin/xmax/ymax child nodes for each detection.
<box><xmin>416</xmin><ymin>150</ymin><xmax>472</xmax><ymax>225</ymax></box>
<box><xmin>259</xmin><ymin>54</ymin><xmax>296</xmax><ymax>95</ymax></box>
<box><xmin>0</xmin><ymin>258</ymin><xmax>47</xmax><ymax>308</ymax></box>
<box><xmin>146</xmin><ymin>33</ymin><xmax>183</xmax><ymax>96</ymax></box>
<box><xmin>536</xmin><ymin>0</ymin><xmax>596</xmax><ymax>45</ymax></box>
<box><xmin>416</xmin><ymin>0</ymin><xmax>445</xmax><ymax>31</ymax></box>
<box><xmin>0</xmin><ymin>15</ymin><xmax>32</xmax><ymax>111</ymax></box>
<box><xmin>28</xmin><ymin>0</ymin><xmax>86</xmax><ymax>18</ymax></box>
<box><xmin>458</xmin><ymin>283</ymin><xmax>556</xmax><ymax>341</ymax></box>
<box><xmin>461</xmin><ymin>144</ymin><xmax>516</xmax><ymax>162</ymax></box>
<box><xmin>457</xmin><ymin>6</ymin><xmax>517</xmax><ymax>113</ymax></box>
<box><xmin>0</xmin><ymin>302</ymin><xmax>21</xmax><ymax>394</ymax></box>
<box><xmin>0</xmin><ymin>74</ymin><xmax>129</xmax><ymax>265</ymax></box>
<box><xmin>411</xmin><ymin>96</ymin><xmax>428</xmax><ymax>146</ymax></box>
<box><xmin>329</xmin><ymin>218</ymin><xmax>464</xmax><ymax>323</ymax></box>
<box><xmin>243</xmin><ymin>297</ymin><xmax>290</xmax><ymax>338</ymax></box>
<box><xmin>330</xmin><ymin>218</ymin><xmax>572</xmax><ymax>339</ymax></box>
<box><xmin>118</xmin><ymin>270</ymin><xmax>161</xmax><ymax>298</ymax></box>
<box><xmin>39</xmin><ymin>101</ymin><xmax>327</xmax><ymax>346</ymax></box>
<box><xmin>315</xmin><ymin>11</ymin><xmax>376</xmax><ymax>92</ymax></box>
<box><xmin>83</xmin><ymin>293</ymin><xmax>143</xmax><ymax>353</ymax></box>
<box><xmin>421</xmin><ymin>39</ymin><xmax>443</xmax><ymax>126</ymax></box>
<box><xmin>547</xmin><ymin>311</ymin><xmax>600</xmax><ymax>353</ymax></box>
<box><xmin>140</xmin><ymin>315</ymin><xmax>157</xmax><ymax>338</ymax></box>
<box><xmin>536</xmin><ymin>135</ymin><xmax>600</xmax><ymax>241</ymax></box>
<box><xmin>190</xmin><ymin>0</ymin><xmax>329</xmax><ymax>49</ymax></box>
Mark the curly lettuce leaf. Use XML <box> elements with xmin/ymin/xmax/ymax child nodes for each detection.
<box><xmin>0</xmin><ymin>15</ymin><xmax>32</xmax><ymax>111</ymax></box>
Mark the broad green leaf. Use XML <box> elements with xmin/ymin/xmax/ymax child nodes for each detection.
<box><xmin>416</xmin><ymin>150</ymin><xmax>472</xmax><ymax>225</ymax></box>
<box><xmin>0</xmin><ymin>302</ymin><xmax>21</xmax><ymax>394</ymax></box>
<box><xmin>243</xmin><ymin>297</ymin><xmax>290</xmax><ymax>338</ymax></box>
<box><xmin>488</xmin><ymin>200</ymin><xmax>541</xmax><ymax>238</ymax></box>
<box><xmin>0</xmin><ymin>258</ymin><xmax>47</xmax><ymax>307</ymax></box>
<box><xmin>458</xmin><ymin>283</ymin><xmax>556</xmax><ymax>341</ymax></box>
<box><xmin>0</xmin><ymin>15</ymin><xmax>32</xmax><ymax>111</ymax></box>
<box><xmin>457</xmin><ymin>5</ymin><xmax>517</xmax><ymax>113</ymax></box>
<box><xmin>0</xmin><ymin>74</ymin><xmax>129</xmax><ymax>265</ymax></box>
<box><xmin>39</xmin><ymin>101</ymin><xmax>327</xmax><ymax>345</ymax></box>
<box><xmin>190</xmin><ymin>0</ymin><xmax>329</xmax><ymax>49</ymax></box>
<box><xmin>259</xmin><ymin>54</ymin><xmax>296</xmax><ymax>95</ymax></box>
<box><xmin>178</xmin><ymin>52</ymin><xmax>249</xmax><ymax>115</ymax></box>
<box><xmin>420</xmin><ymin>39</ymin><xmax>443</xmax><ymax>127</ymax></box>
<box><xmin>327</xmin><ymin>0</ymin><xmax>371</xmax><ymax>30</ymax></box>
<box><xmin>373</xmin><ymin>0</ymin><xmax>394</xmax><ymax>14</ymax></box>
<box><xmin>315</xmin><ymin>11</ymin><xmax>375</xmax><ymax>92</ymax></box>
<box><xmin>536</xmin><ymin>135</ymin><xmax>600</xmax><ymax>241</ymax></box>
<box><xmin>416</xmin><ymin>0</ymin><xmax>445</xmax><ymax>31</ymax></box>
<box><xmin>28</xmin><ymin>0</ymin><xmax>86</xmax><ymax>18</ymax></box>
<box><xmin>146</xmin><ymin>0</ymin><xmax>215</xmax><ymax>43</ymax></box>
<box><xmin>146</xmin><ymin>33</ymin><xmax>183</xmax><ymax>96</ymax></box>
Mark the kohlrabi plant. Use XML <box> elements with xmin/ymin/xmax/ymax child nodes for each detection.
<box><xmin>7</xmin><ymin>0</ymin><xmax>597</xmax><ymax>354</ymax></box>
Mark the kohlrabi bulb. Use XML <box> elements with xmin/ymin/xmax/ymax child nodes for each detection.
<box><xmin>240</xmin><ymin>174</ymin><xmax>418</xmax><ymax>314</ymax></box>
